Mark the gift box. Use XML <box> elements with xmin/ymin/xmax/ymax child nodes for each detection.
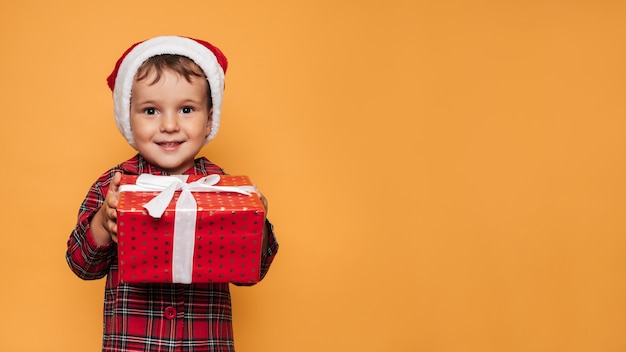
<box><xmin>116</xmin><ymin>174</ymin><xmax>265</xmax><ymax>284</ymax></box>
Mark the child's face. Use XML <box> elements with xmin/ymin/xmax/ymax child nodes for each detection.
<box><xmin>129</xmin><ymin>68</ymin><xmax>212</xmax><ymax>174</ymax></box>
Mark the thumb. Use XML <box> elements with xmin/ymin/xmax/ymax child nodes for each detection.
<box><xmin>109</xmin><ymin>171</ymin><xmax>122</xmax><ymax>193</ymax></box>
<box><xmin>106</xmin><ymin>172</ymin><xmax>122</xmax><ymax>210</ymax></box>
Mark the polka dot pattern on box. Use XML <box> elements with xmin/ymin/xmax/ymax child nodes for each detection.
<box><xmin>117</xmin><ymin>174</ymin><xmax>265</xmax><ymax>284</ymax></box>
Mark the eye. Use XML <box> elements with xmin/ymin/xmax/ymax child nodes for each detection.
<box><xmin>181</xmin><ymin>106</ymin><xmax>194</xmax><ymax>114</ymax></box>
<box><xmin>143</xmin><ymin>107</ymin><xmax>157</xmax><ymax>115</ymax></box>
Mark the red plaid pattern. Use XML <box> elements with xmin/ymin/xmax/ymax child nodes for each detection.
<box><xmin>66</xmin><ymin>154</ymin><xmax>278</xmax><ymax>351</ymax></box>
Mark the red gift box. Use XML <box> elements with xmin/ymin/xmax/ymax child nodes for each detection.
<box><xmin>116</xmin><ymin>174</ymin><xmax>265</xmax><ymax>284</ymax></box>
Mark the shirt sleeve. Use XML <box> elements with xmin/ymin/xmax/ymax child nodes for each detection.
<box><xmin>66</xmin><ymin>176</ymin><xmax>117</xmax><ymax>280</ymax></box>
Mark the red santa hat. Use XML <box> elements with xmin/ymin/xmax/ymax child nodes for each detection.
<box><xmin>106</xmin><ymin>36</ymin><xmax>228</xmax><ymax>149</ymax></box>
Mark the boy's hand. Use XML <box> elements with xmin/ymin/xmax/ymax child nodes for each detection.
<box><xmin>90</xmin><ymin>172</ymin><xmax>122</xmax><ymax>246</ymax></box>
<box><xmin>259</xmin><ymin>194</ymin><xmax>268</xmax><ymax>215</ymax></box>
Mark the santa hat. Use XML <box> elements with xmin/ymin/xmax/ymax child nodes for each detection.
<box><xmin>106</xmin><ymin>36</ymin><xmax>228</xmax><ymax>149</ymax></box>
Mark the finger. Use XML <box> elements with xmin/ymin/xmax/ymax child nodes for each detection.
<box><xmin>107</xmin><ymin>172</ymin><xmax>122</xmax><ymax>208</ymax></box>
<box><xmin>103</xmin><ymin>215</ymin><xmax>117</xmax><ymax>235</ymax></box>
<box><xmin>105</xmin><ymin>194</ymin><xmax>118</xmax><ymax>212</ymax></box>
<box><xmin>108</xmin><ymin>207</ymin><xmax>117</xmax><ymax>221</ymax></box>
<box><xmin>109</xmin><ymin>171</ymin><xmax>122</xmax><ymax>193</ymax></box>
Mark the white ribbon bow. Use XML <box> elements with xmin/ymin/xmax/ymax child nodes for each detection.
<box><xmin>119</xmin><ymin>174</ymin><xmax>257</xmax><ymax>284</ymax></box>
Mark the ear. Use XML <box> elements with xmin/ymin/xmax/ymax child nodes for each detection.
<box><xmin>205</xmin><ymin>107</ymin><xmax>214</xmax><ymax>137</ymax></box>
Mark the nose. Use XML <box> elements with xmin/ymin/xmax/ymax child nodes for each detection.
<box><xmin>160</xmin><ymin>112</ymin><xmax>180</xmax><ymax>132</ymax></box>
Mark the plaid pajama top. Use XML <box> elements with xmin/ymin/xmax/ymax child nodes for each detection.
<box><xmin>66</xmin><ymin>154</ymin><xmax>279</xmax><ymax>352</ymax></box>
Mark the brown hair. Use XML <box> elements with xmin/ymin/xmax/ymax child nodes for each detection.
<box><xmin>135</xmin><ymin>54</ymin><xmax>213</xmax><ymax>107</ymax></box>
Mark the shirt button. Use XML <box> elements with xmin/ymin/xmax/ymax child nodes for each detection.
<box><xmin>164</xmin><ymin>306</ymin><xmax>177</xmax><ymax>320</ymax></box>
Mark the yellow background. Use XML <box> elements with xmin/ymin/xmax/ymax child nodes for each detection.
<box><xmin>1</xmin><ymin>1</ymin><xmax>625</xmax><ymax>351</ymax></box>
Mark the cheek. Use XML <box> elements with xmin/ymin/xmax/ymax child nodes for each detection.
<box><xmin>194</xmin><ymin>121</ymin><xmax>211</xmax><ymax>139</ymax></box>
<box><xmin>182</xmin><ymin>117</ymin><xmax>211</xmax><ymax>137</ymax></box>
<box><xmin>129</xmin><ymin>117</ymin><xmax>152</xmax><ymax>139</ymax></box>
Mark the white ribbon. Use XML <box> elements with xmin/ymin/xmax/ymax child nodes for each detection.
<box><xmin>119</xmin><ymin>174</ymin><xmax>257</xmax><ymax>284</ymax></box>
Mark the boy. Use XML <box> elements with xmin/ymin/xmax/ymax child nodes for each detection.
<box><xmin>66</xmin><ymin>36</ymin><xmax>279</xmax><ymax>352</ymax></box>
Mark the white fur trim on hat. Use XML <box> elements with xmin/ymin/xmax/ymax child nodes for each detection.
<box><xmin>111</xmin><ymin>36</ymin><xmax>225</xmax><ymax>149</ymax></box>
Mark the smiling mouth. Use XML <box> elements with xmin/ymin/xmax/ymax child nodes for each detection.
<box><xmin>157</xmin><ymin>141</ymin><xmax>183</xmax><ymax>148</ymax></box>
